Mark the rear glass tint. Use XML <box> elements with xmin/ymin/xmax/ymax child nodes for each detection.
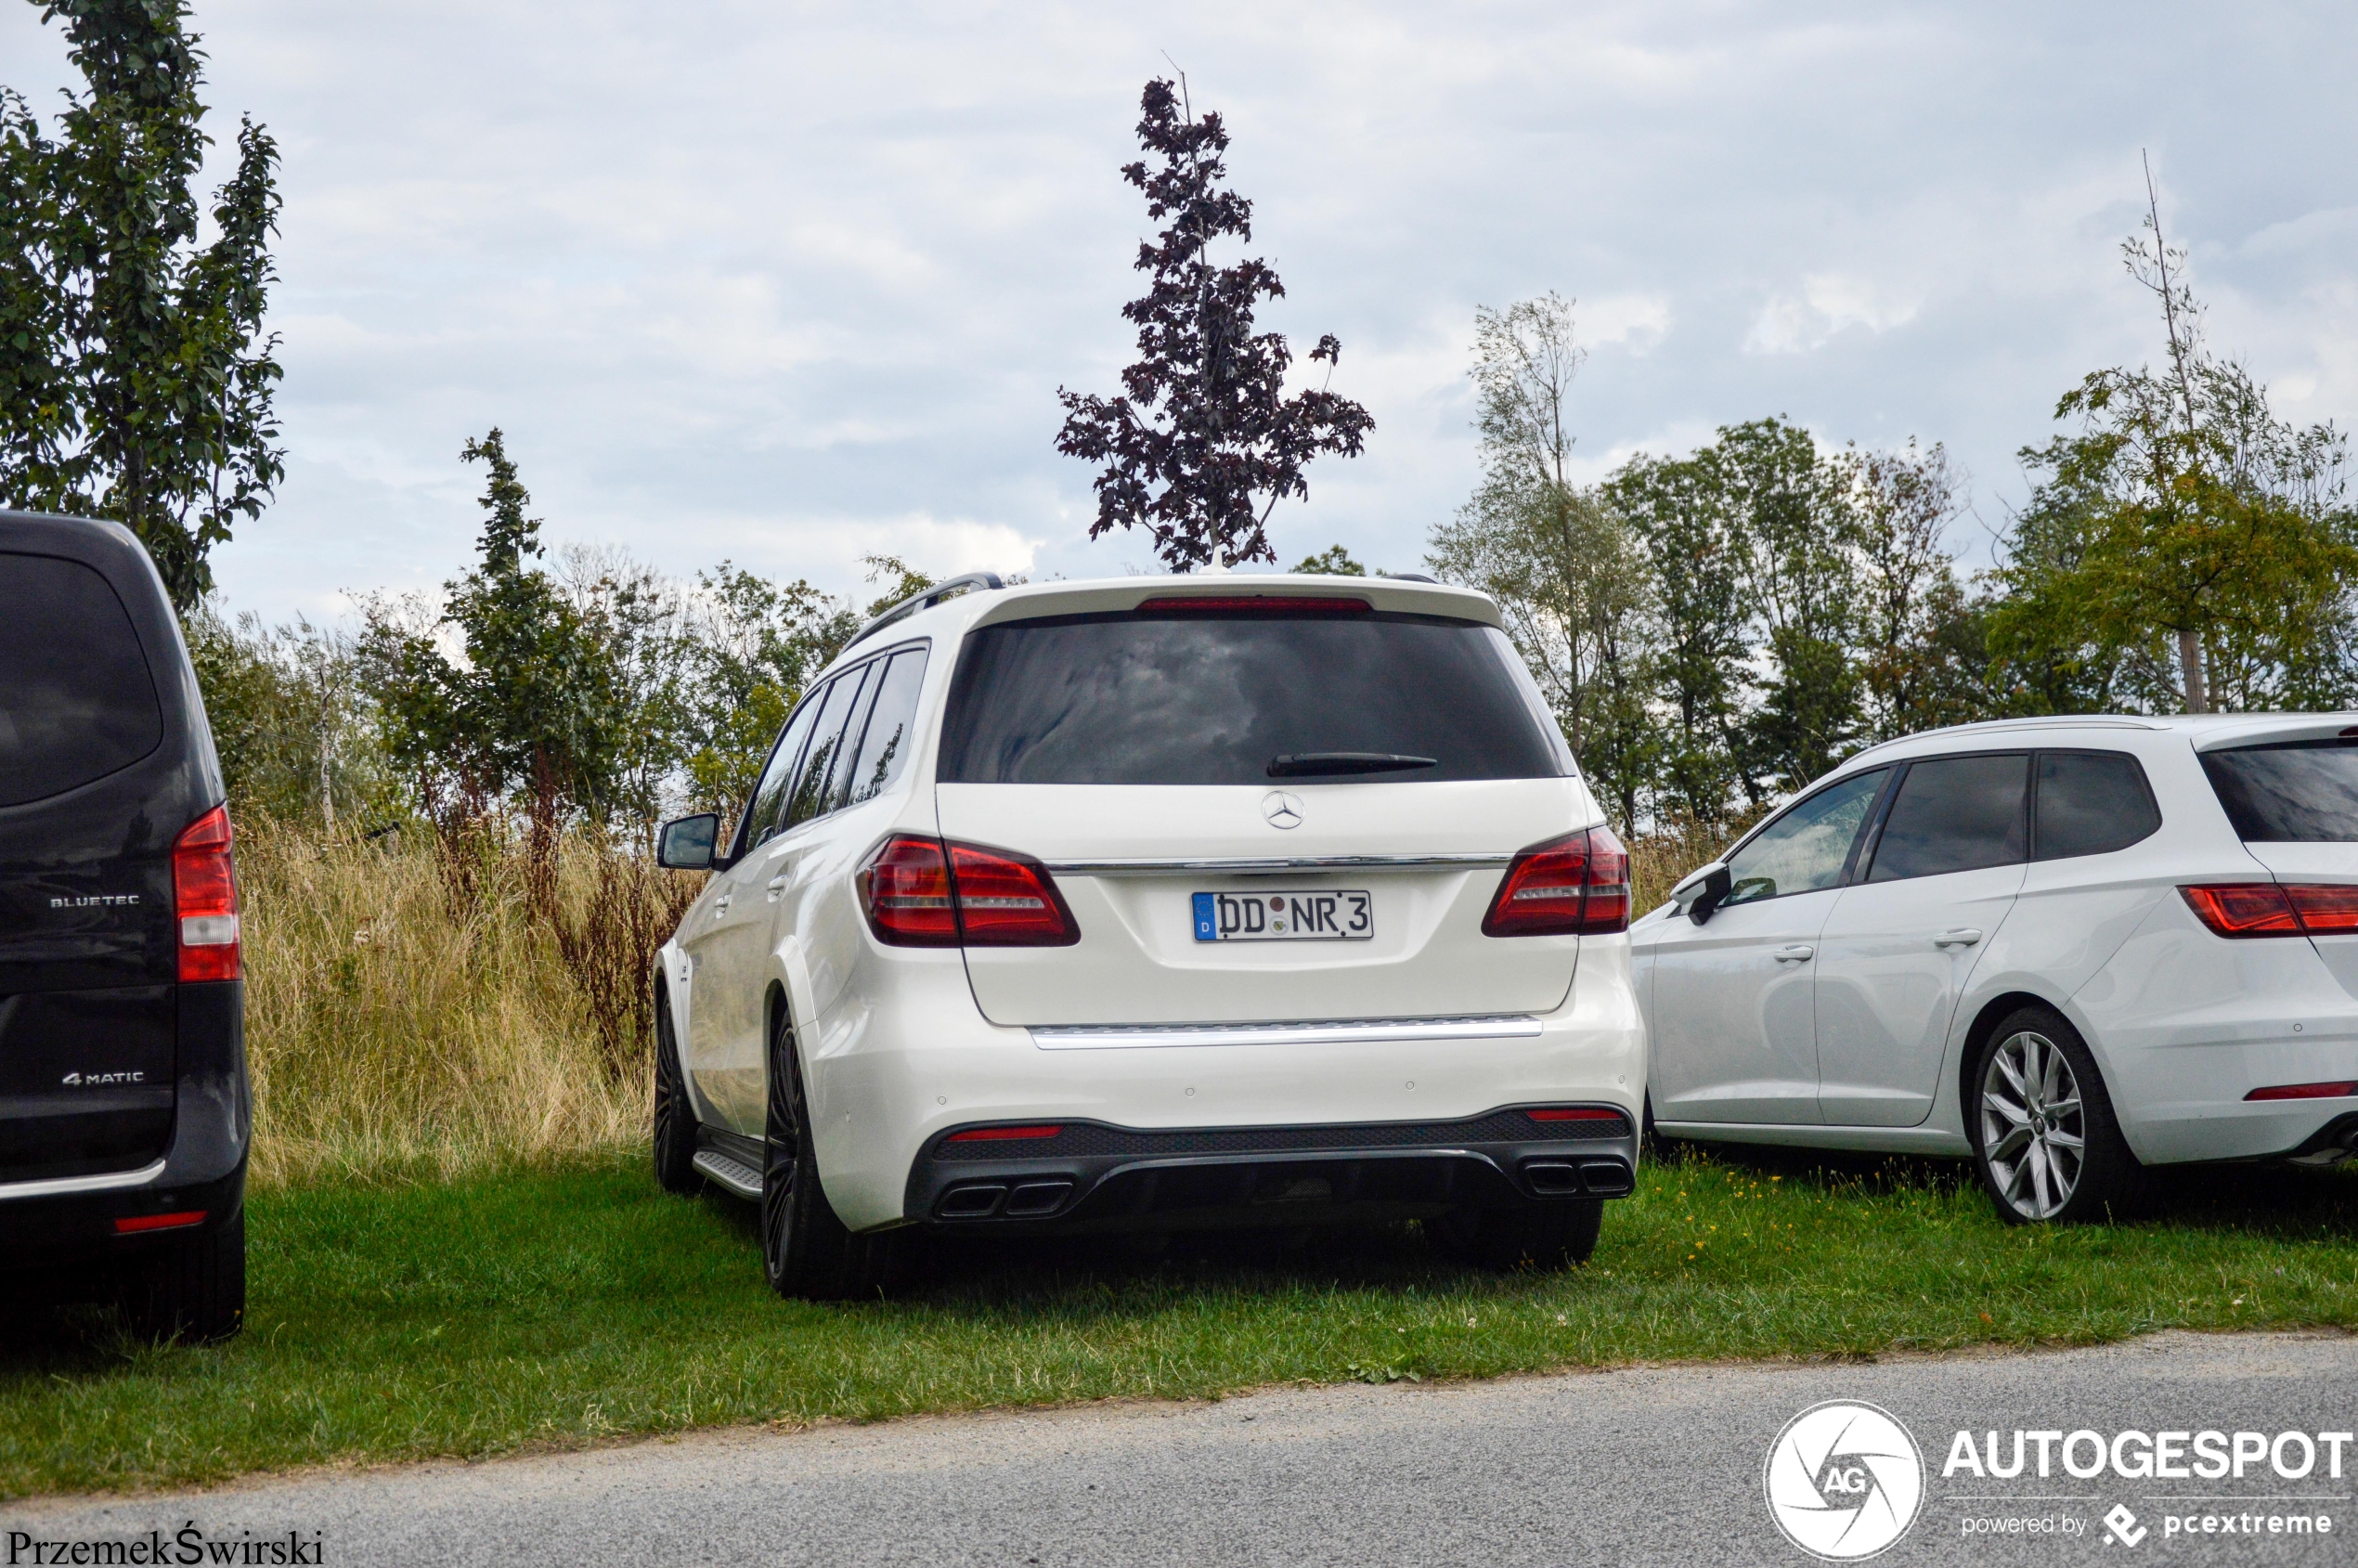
<box><xmin>0</xmin><ymin>553</ymin><xmax>162</xmax><ymax>808</ymax></box>
<box><xmin>2035</xmin><ymin>751</ymin><xmax>2161</xmax><ymax>859</ymax></box>
<box><xmin>2203</xmin><ymin>741</ymin><xmax>2358</xmax><ymax>841</ymax></box>
<box><xmin>1868</xmin><ymin>753</ymin><xmax>2028</xmax><ymax>882</ymax></box>
<box><xmin>938</xmin><ymin>610</ymin><xmax>1565</xmax><ymax>786</ymax></box>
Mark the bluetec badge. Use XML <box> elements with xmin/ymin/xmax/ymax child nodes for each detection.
<box><xmin>1192</xmin><ymin>892</ymin><xmax>1217</xmax><ymax>942</ymax></box>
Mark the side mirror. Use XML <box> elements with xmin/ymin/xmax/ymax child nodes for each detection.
<box><xmin>1675</xmin><ymin>862</ymin><xmax>1732</xmax><ymax>926</ymax></box>
<box><xmin>656</xmin><ymin>812</ymin><xmax>720</xmax><ymax>871</ymax></box>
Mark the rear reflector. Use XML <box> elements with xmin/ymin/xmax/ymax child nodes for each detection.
<box><xmin>114</xmin><ymin>1211</ymin><xmax>207</xmax><ymax>1235</ymax></box>
<box><xmin>172</xmin><ymin>805</ymin><xmax>240</xmax><ymax>982</ymax></box>
<box><xmin>1527</xmin><ymin>1107</ymin><xmax>1625</xmax><ymax>1122</ymax></box>
<box><xmin>859</xmin><ymin>836</ymin><xmax>1079</xmax><ymax>947</ymax></box>
<box><xmin>1136</xmin><ymin>596</ymin><xmax>1371</xmax><ymax>616</ymax></box>
<box><xmin>2181</xmin><ymin>883</ymin><xmax>2358</xmax><ymax>939</ymax></box>
<box><xmin>2247</xmin><ymin>1082</ymin><xmax>2358</xmax><ymax>1101</ymax></box>
<box><xmin>1483</xmin><ymin>825</ymin><xmax>1631</xmax><ymax>937</ymax></box>
<box><xmin>945</xmin><ymin>1125</ymin><xmax>1065</xmax><ymax>1142</ymax></box>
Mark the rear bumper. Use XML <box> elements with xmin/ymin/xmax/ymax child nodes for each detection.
<box><xmin>904</xmin><ymin>1106</ymin><xmax>1638</xmax><ymax>1232</ymax></box>
<box><xmin>797</xmin><ymin>938</ymin><xmax>1646</xmax><ymax>1231</ymax></box>
<box><xmin>0</xmin><ymin>979</ymin><xmax>250</xmax><ymax>1269</ymax></box>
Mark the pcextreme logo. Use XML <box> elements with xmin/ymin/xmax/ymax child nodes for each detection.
<box><xmin>1764</xmin><ymin>1400</ymin><xmax>1926</xmax><ymax>1561</ymax></box>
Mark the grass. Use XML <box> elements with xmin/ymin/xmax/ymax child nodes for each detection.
<box><xmin>6</xmin><ymin>1143</ymin><xmax>2358</xmax><ymax>1499</ymax></box>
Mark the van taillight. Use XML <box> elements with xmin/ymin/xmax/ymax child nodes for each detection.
<box><xmin>1483</xmin><ymin>825</ymin><xmax>1631</xmax><ymax>938</ymax></box>
<box><xmin>2180</xmin><ymin>883</ymin><xmax>2358</xmax><ymax>939</ymax></box>
<box><xmin>858</xmin><ymin>835</ymin><xmax>1079</xmax><ymax>948</ymax></box>
<box><xmin>173</xmin><ymin>804</ymin><xmax>240</xmax><ymax>981</ymax></box>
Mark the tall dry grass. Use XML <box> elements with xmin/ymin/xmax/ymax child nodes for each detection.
<box><xmin>236</xmin><ymin>809</ymin><xmax>1749</xmax><ymax>1187</ymax></box>
<box><xmin>239</xmin><ymin>820</ymin><xmax>697</xmax><ymax>1186</ymax></box>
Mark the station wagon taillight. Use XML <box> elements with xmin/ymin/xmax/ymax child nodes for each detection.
<box><xmin>2180</xmin><ymin>883</ymin><xmax>2358</xmax><ymax>939</ymax></box>
<box><xmin>173</xmin><ymin>804</ymin><xmax>240</xmax><ymax>982</ymax></box>
<box><xmin>1483</xmin><ymin>825</ymin><xmax>1631</xmax><ymax>937</ymax></box>
<box><xmin>858</xmin><ymin>834</ymin><xmax>1079</xmax><ymax>948</ymax></box>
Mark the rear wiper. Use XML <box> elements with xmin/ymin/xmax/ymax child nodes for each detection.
<box><xmin>1267</xmin><ymin>752</ymin><xmax>1438</xmax><ymax>777</ymax></box>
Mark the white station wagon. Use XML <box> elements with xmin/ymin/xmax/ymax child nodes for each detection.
<box><xmin>651</xmin><ymin>574</ymin><xmax>1645</xmax><ymax>1297</ymax></box>
<box><xmin>1634</xmin><ymin>714</ymin><xmax>2358</xmax><ymax>1224</ymax></box>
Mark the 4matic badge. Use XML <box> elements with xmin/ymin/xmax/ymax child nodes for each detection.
<box><xmin>61</xmin><ymin>1069</ymin><xmax>146</xmax><ymax>1086</ymax></box>
<box><xmin>1765</xmin><ymin>1400</ymin><xmax>1926</xmax><ymax>1561</ymax></box>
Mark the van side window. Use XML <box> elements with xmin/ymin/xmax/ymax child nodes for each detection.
<box><xmin>1868</xmin><ymin>754</ymin><xmax>2028</xmax><ymax>881</ymax></box>
<box><xmin>2035</xmin><ymin>751</ymin><xmax>2161</xmax><ymax>859</ymax></box>
<box><xmin>0</xmin><ymin>553</ymin><xmax>163</xmax><ymax>808</ymax></box>
<box><xmin>842</xmin><ymin>649</ymin><xmax>928</xmax><ymax>807</ymax></box>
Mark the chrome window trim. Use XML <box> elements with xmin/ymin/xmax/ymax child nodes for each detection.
<box><xmin>1030</xmin><ymin>1015</ymin><xmax>1543</xmax><ymax>1050</ymax></box>
<box><xmin>1043</xmin><ymin>853</ymin><xmax>1513</xmax><ymax>878</ymax></box>
<box><xmin>0</xmin><ymin>1157</ymin><xmax>163</xmax><ymax>1203</ymax></box>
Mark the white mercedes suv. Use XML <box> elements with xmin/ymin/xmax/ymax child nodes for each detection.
<box><xmin>1633</xmin><ymin>714</ymin><xmax>2358</xmax><ymax>1225</ymax></box>
<box><xmin>650</xmin><ymin>574</ymin><xmax>1643</xmax><ymax>1297</ymax></box>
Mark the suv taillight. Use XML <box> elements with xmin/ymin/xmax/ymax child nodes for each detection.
<box><xmin>173</xmin><ymin>804</ymin><xmax>240</xmax><ymax>981</ymax></box>
<box><xmin>858</xmin><ymin>835</ymin><xmax>1080</xmax><ymax>948</ymax></box>
<box><xmin>2181</xmin><ymin>882</ymin><xmax>2358</xmax><ymax>939</ymax></box>
<box><xmin>1483</xmin><ymin>825</ymin><xmax>1631</xmax><ymax>937</ymax></box>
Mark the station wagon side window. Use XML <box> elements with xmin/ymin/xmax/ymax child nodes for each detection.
<box><xmin>1720</xmin><ymin>768</ymin><xmax>1888</xmax><ymax>907</ymax></box>
<box><xmin>2034</xmin><ymin>750</ymin><xmax>2162</xmax><ymax>859</ymax></box>
<box><xmin>1866</xmin><ymin>753</ymin><xmax>2028</xmax><ymax>882</ymax></box>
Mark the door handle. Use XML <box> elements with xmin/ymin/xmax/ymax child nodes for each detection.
<box><xmin>1933</xmin><ymin>928</ymin><xmax>1984</xmax><ymax>948</ymax></box>
<box><xmin>766</xmin><ymin>875</ymin><xmax>789</xmax><ymax>901</ymax></box>
<box><xmin>713</xmin><ymin>895</ymin><xmax>731</xmax><ymax>917</ymax></box>
<box><xmin>1774</xmin><ymin>945</ymin><xmax>1814</xmax><ymax>963</ymax></box>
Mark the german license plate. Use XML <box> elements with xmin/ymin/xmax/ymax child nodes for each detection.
<box><xmin>1191</xmin><ymin>890</ymin><xmax>1372</xmax><ymax>943</ymax></box>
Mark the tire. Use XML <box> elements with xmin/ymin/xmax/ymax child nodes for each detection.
<box><xmin>119</xmin><ymin>1210</ymin><xmax>245</xmax><ymax>1343</ymax></box>
<box><xmin>760</xmin><ymin>1004</ymin><xmax>914</xmax><ymax>1300</ymax></box>
<box><xmin>1432</xmin><ymin>1197</ymin><xmax>1603</xmax><ymax>1272</ymax></box>
<box><xmin>652</xmin><ymin>991</ymin><xmax>701</xmax><ymax>1197</ymax></box>
<box><xmin>1968</xmin><ymin>1004</ymin><xmax>2147</xmax><ymax>1225</ymax></box>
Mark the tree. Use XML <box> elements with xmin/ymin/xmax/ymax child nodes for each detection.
<box><xmin>369</xmin><ymin>430</ymin><xmax>624</xmax><ymax>838</ymax></box>
<box><xmin>1989</xmin><ymin>174</ymin><xmax>2358</xmax><ymax>715</ymax></box>
<box><xmin>1056</xmin><ymin>76</ymin><xmax>1373</xmax><ymax>571</ymax></box>
<box><xmin>1846</xmin><ymin>440</ymin><xmax>1990</xmax><ymax>739</ymax></box>
<box><xmin>1429</xmin><ymin>296</ymin><xmax>1656</xmax><ymax>828</ymax></box>
<box><xmin>0</xmin><ymin>0</ymin><xmax>282</xmax><ymax>609</ymax></box>
<box><xmin>1290</xmin><ymin>543</ymin><xmax>1367</xmax><ymax>576</ymax></box>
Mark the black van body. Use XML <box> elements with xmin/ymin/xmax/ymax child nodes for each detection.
<box><xmin>0</xmin><ymin>511</ymin><xmax>247</xmax><ymax>1339</ymax></box>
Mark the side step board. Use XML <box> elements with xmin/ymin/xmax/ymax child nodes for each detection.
<box><xmin>691</xmin><ymin>1148</ymin><xmax>763</xmax><ymax>1199</ymax></box>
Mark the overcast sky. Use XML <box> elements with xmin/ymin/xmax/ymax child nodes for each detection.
<box><xmin>5</xmin><ymin>0</ymin><xmax>2355</xmax><ymax>624</ymax></box>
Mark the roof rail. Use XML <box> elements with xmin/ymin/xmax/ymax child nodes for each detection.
<box><xmin>1380</xmin><ymin>572</ymin><xmax>1438</xmax><ymax>584</ymax></box>
<box><xmin>843</xmin><ymin>571</ymin><xmax>1004</xmax><ymax>652</ymax></box>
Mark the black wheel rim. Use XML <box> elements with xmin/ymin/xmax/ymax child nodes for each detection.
<box><xmin>653</xmin><ymin>1009</ymin><xmax>683</xmax><ymax>1160</ymax></box>
<box><xmin>762</xmin><ymin>1014</ymin><xmax>800</xmax><ymax>1288</ymax></box>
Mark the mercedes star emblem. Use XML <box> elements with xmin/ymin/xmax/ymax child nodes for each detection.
<box><xmin>1263</xmin><ymin>790</ymin><xmax>1304</xmax><ymax>830</ymax></box>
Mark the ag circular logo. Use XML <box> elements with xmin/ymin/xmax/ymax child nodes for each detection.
<box><xmin>1763</xmin><ymin>1400</ymin><xmax>1924</xmax><ymax>1561</ymax></box>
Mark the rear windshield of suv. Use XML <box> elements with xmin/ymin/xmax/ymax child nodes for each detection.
<box><xmin>938</xmin><ymin>607</ymin><xmax>1568</xmax><ymax>785</ymax></box>
<box><xmin>2202</xmin><ymin>740</ymin><xmax>2358</xmax><ymax>841</ymax></box>
<box><xmin>0</xmin><ymin>552</ymin><xmax>163</xmax><ymax>808</ymax></box>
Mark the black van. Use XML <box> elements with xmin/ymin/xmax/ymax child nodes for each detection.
<box><xmin>0</xmin><ymin>512</ymin><xmax>248</xmax><ymax>1341</ymax></box>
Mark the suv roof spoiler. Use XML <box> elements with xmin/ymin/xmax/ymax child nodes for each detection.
<box><xmin>843</xmin><ymin>571</ymin><xmax>1004</xmax><ymax>653</ymax></box>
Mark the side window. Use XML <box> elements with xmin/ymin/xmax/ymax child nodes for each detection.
<box><xmin>2036</xmin><ymin>751</ymin><xmax>2161</xmax><ymax>859</ymax></box>
<box><xmin>783</xmin><ymin>667</ymin><xmax>868</xmax><ymax>830</ymax></box>
<box><xmin>818</xmin><ymin>662</ymin><xmax>885</xmax><ymax>815</ymax></box>
<box><xmin>842</xmin><ymin>649</ymin><xmax>929</xmax><ymax>807</ymax></box>
<box><xmin>1868</xmin><ymin>754</ymin><xmax>2028</xmax><ymax>882</ymax></box>
<box><xmin>1722</xmin><ymin>768</ymin><xmax>1887</xmax><ymax>907</ymax></box>
<box><xmin>740</xmin><ymin>693</ymin><xmax>823</xmax><ymax>852</ymax></box>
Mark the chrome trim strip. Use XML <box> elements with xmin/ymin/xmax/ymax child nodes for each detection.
<box><xmin>1043</xmin><ymin>853</ymin><xmax>1513</xmax><ymax>878</ymax></box>
<box><xmin>1030</xmin><ymin>1016</ymin><xmax>1543</xmax><ymax>1050</ymax></box>
<box><xmin>0</xmin><ymin>1157</ymin><xmax>165</xmax><ymax>1203</ymax></box>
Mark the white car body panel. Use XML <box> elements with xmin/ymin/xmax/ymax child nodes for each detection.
<box><xmin>656</xmin><ymin>575</ymin><xmax>1645</xmax><ymax>1232</ymax></box>
<box><xmin>1640</xmin><ymin>715</ymin><xmax>2358</xmax><ymax>1167</ymax></box>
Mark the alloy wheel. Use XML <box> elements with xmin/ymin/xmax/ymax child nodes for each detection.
<box><xmin>1979</xmin><ymin>1029</ymin><xmax>2086</xmax><ymax>1220</ymax></box>
<box><xmin>761</xmin><ymin>1017</ymin><xmax>802</xmax><ymax>1289</ymax></box>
